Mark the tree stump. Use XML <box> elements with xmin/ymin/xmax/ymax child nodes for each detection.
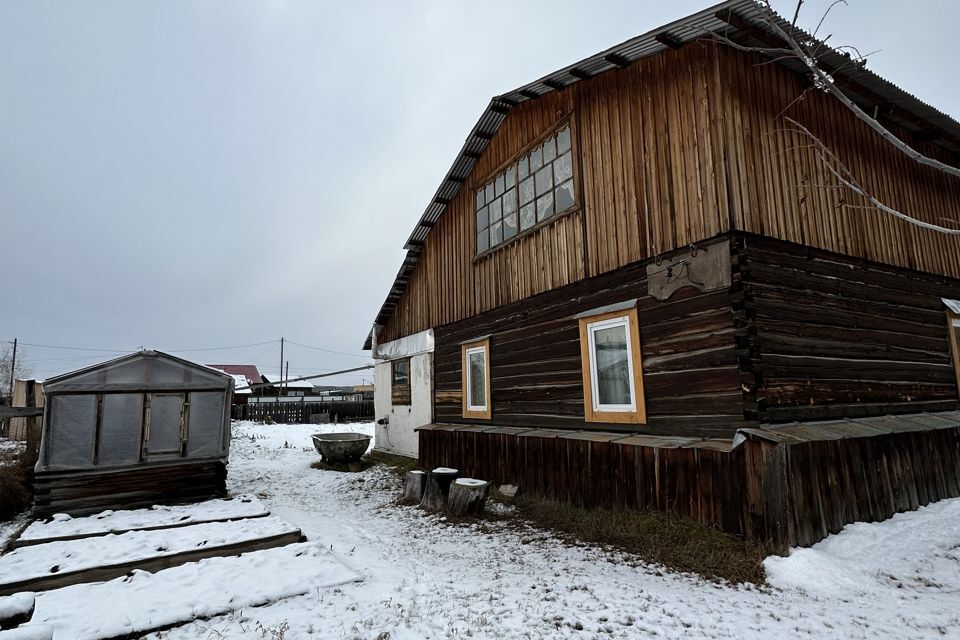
<box><xmin>447</xmin><ymin>478</ymin><xmax>490</xmax><ymax>517</ymax></box>
<box><xmin>419</xmin><ymin>467</ymin><xmax>459</xmax><ymax>511</ymax></box>
<box><xmin>402</xmin><ymin>470</ymin><xmax>426</xmax><ymax>502</ymax></box>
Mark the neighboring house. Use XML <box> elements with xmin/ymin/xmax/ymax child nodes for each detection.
<box><xmin>364</xmin><ymin>1</ymin><xmax>960</xmax><ymax>550</ymax></box>
<box><xmin>35</xmin><ymin>351</ymin><xmax>233</xmax><ymax>515</ymax></box>
<box><xmin>205</xmin><ymin>364</ymin><xmax>263</xmax><ymax>404</ymax></box>
<box><xmin>260</xmin><ymin>374</ymin><xmax>315</xmax><ymax>397</ymax></box>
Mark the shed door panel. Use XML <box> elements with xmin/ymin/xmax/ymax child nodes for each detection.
<box><xmin>145</xmin><ymin>393</ymin><xmax>185</xmax><ymax>457</ymax></box>
<box><xmin>187</xmin><ymin>392</ymin><xmax>224</xmax><ymax>457</ymax></box>
<box><xmin>98</xmin><ymin>393</ymin><xmax>143</xmax><ymax>466</ymax></box>
<box><xmin>47</xmin><ymin>395</ymin><xmax>97</xmax><ymax>469</ymax></box>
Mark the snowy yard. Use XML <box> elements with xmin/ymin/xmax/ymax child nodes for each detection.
<box><xmin>126</xmin><ymin>421</ymin><xmax>958</xmax><ymax>640</ymax></box>
<box><xmin>2</xmin><ymin>423</ymin><xmax>958</xmax><ymax>639</ymax></box>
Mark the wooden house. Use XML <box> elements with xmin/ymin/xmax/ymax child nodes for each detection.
<box><xmin>34</xmin><ymin>350</ymin><xmax>234</xmax><ymax>516</ymax></box>
<box><xmin>364</xmin><ymin>0</ymin><xmax>960</xmax><ymax>550</ymax></box>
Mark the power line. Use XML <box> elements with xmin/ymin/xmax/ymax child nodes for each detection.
<box><xmin>285</xmin><ymin>339</ymin><xmax>370</xmax><ymax>359</ymax></box>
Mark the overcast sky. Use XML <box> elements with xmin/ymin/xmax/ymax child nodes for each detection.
<box><xmin>2</xmin><ymin>0</ymin><xmax>958</xmax><ymax>384</ymax></box>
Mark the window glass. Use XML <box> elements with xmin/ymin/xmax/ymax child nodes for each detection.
<box><xmin>536</xmin><ymin>192</ymin><xmax>554</xmax><ymax>222</ymax></box>
<box><xmin>554</xmin><ymin>152</ymin><xmax>573</xmax><ymax>183</ymax></box>
<box><xmin>520</xmin><ymin>203</ymin><xmax>536</xmax><ymax>231</ymax></box>
<box><xmin>557</xmin><ymin>126</ymin><xmax>571</xmax><ymax>153</ymax></box>
<box><xmin>490</xmin><ymin>220</ymin><xmax>503</xmax><ymax>245</ymax></box>
<box><xmin>475</xmin><ymin>124</ymin><xmax>576</xmax><ymax>254</ymax></box>
<box><xmin>392</xmin><ymin>359</ymin><xmax>409</xmax><ymax>385</ymax></box>
<box><xmin>477</xmin><ymin>229</ymin><xmax>489</xmax><ymax>252</ymax></box>
<box><xmin>592</xmin><ymin>324</ymin><xmax>632</xmax><ymax>406</ymax></box>
<box><xmin>543</xmin><ymin>137</ymin><xmax>557</xmax><ymax>163</ymax></box>
<box><xmin>503</xmin><ymin>211</ymin><xmax>518</xmax><ymax>240</ymax></box>
<box><xmin>520</xmin><ymin>177</ymin><xmax>535</xmax><ymax>205</ymax></box>
<box><xmin>468</xmin><ymin>349</ymin><xmax>486</xmax><ymax>409</ymax></box>
<box><xmin>535</xmin><ymin>165</ymin><xmax>553</xmax><ymax>196</ymax></box>
<box><xmin>476</xmin><ymin>205</ymin><xmax>488</xmax><ymax>230</ymax></box>
<box><xmin>555</xmin><ymin>180</ymin><xmax>575</xmax><ymax>212</ymax></box>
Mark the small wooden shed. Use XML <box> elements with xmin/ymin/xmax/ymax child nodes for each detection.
<box><xmin>34</xmin><ymin>350</ymin><xmax>234</xmax><ymax>515</ymax></box>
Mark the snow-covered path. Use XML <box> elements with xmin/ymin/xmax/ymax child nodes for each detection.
<box><xmin>149</xmin><ymin>421</ymin><xmax>960</xmax><ymax>640</ymax></box>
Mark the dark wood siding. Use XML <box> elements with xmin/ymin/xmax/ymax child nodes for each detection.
<box><xmin>433</xmin><ymin>239</ymin><xmax>745</xmax><ymax>438</ymax></box>
<box><xmin>736</xmin><ymin>234</ymin><xmax>960</xmax><ymax>422</ymax></box>
<box><xmin>379</xmin><ymin>43</ymin><xmax>960</xmax><ymax>344</ymax></box>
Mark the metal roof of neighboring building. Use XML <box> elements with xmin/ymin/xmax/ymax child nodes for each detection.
<box><xmin>365</xmin><ymin>0</ymin><xmax>960</xmax><ymax>349</ymax></box>
<box><xmin>206</xmin><ymin>364</ymin><xmax>264</xmax><ymax>387</ymax></box>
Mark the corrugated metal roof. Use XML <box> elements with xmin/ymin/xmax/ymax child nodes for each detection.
<box><xmin>365</xmin><ymin>0</ymin><xmax>960</xmax><ymax>348</ymax></box>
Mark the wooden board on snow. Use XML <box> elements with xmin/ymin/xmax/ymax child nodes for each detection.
<box><xmin>0</xmin><ymin>517</ymin><xmax>303</xmax><ymax>596</ymax></box>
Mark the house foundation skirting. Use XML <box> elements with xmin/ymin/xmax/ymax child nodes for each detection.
<box><xmin>418</xmin><ymin>411</ymin><xmax>960</xmax><ymax>552</ymax></box>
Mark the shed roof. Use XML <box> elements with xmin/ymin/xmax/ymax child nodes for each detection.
<box><xmin>43</xmin><ymin>350</ymin><xmax>233</xmax><ymax>393</ymax></box>
<box><xmin>364</xmin><ymin>0</ymin><xmax>960</xmax><ymax>349</ymax></box>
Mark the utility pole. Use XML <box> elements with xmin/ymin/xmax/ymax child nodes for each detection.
<box><xmin>8</xmin><ymin>338</ymin><xmax>16</xmax><ymax>398</ymax></box>
<box><xmin>285</xmin><ymin>361</ymin><xmax>290</xmax><ymax>396</ymax></box>
<box><xmin>279</xmin><ymin>337</ymin><xmax>284</xmax><ymax>397</ymax></box>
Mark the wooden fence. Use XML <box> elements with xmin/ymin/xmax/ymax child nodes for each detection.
<box><xmin>418</xmin><ymin>412</ymin><xmax>960</xmax><ymax>553</ymax></box>
<box><xmin>232</xmin><ymin>400</ymin><xmax>374</xmax><ymax>424</ymax></box>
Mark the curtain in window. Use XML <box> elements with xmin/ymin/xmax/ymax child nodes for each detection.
<box><xmin>469</xmin><ymin>350</ymin><xmax>486</xmax><ymax>407</ymax></box>
<box><xmin>594</xmin><ymin>325</ymin><xmax>631</xmax><ymax>406</ymax></box>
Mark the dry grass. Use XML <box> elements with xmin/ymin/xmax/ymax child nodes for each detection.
<box><xmin>512</xmin><ymin>495</ymin><xmax>767</xmax><ymax>585</ymax></box>
<box><xmin>0</xmin><ymin>460</ymin><xmax>32</xmax><ymax>522</ymax></box>
<box><xmin>0</xmin><ymin>426</ymin><xmax>40</xmax><ymax>522</ymax></box>
<box><xmin>365</xmin><ymin>451</ymin><xmax>420</xmax><ymax>477</ymax></box>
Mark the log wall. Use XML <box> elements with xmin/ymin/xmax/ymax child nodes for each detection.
<box><xmin>735</xmin><ymin>234</ymin><xmax>960</xmax><ymax>422</ymax></box>
<box><xmin>433</xmin><ymin>240</ymin><xmax>745</xmax><ymax>438</ymax></box>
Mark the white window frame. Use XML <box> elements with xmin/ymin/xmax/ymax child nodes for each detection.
<box><xmin>586</xmin><ymin>315</ymin><xmax>637</xmax><ymax>413</ymax></box>
<box><xmin>465</xmin><ymin>347</ymin><xmax>488</xmax><ymax>412</ymax></box>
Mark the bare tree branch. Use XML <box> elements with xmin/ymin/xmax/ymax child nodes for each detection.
<box><xmin>784</xmin><ymin>117</ymin><xmax>960</xmax><ymax>235</ymax></box>
<box><xmin>756</xmin><ymin>1</ymin><xmax>960</xmax><ymax>180</ymax></box>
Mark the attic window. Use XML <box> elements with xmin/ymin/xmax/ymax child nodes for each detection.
<box><xmin>475</xmin><ymin>124</ymin><xmax>575</xmax><ymax>254</ymax></box>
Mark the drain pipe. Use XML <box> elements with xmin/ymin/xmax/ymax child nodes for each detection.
<box><xmin>370</xmin><ymin>323</ymin><xmax>382</xmax><ymax>360</ymax></box>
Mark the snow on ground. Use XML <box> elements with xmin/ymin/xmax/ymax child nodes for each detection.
<box><xmin>30</xmin><ymin>541</ymin><xmax>360</xmax><ymax>639</ymax></box>
<box><xmin>0</xmin><ymin>516</ymin><xmax>300</xmax><ymax>584</ymax></box>
<box><xmin>19</xmin><ymin>494</ymin><xmax>268</xmax><ymax>542</ymax></box>
<box><xmin>138</xmin><ymin>420</ymin><xmax>960</xmax><ymax>640</ymax></box>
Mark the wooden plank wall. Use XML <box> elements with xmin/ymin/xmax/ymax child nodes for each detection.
<box><xmin>419</xmin><ymin>422</ymin><xmax>960</xmax><ymax>551</ymax></box>
<box><xmin>432</xmin><ymin>243</ymin><xmax>745</xmax><ymax>438</ymax></box>
<box><xmin>784</xmin><ymin>426</ymin><xmax>960</xmax><ymax>548</ymax></box>
<box><xmin>418</xmin><ymin>428</ymin><xmax>776</xmax><ymax>548</ymax></box>
<box><xmin>721</xmin><ymin>46</ymin><xmax>960</xmax><ymax>280</ymax></box>
<box><xmin>736</xmin><ymin>234</ymin><xmax>960</xmax><ymax>422</ymax></box>
<box><xmin>380</xmin><ymin>42</ymin><xmax>960</xmax><ymax>345</ymax></box>
<box><xmin>381</xmin><ymin>43</ymin><xmax>736</xmax><ymax>343</ymax></box>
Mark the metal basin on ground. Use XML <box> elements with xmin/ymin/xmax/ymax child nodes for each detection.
<box><xmin>311</xmin><ymin>432</ymin><xmax>371</xmax><ymax>464</ymax></box>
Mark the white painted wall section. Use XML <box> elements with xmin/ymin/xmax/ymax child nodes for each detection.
<box><xmin>373</xmin><ymin>329</ymin><xmax>433</xmax><ymax>459</ymax></box>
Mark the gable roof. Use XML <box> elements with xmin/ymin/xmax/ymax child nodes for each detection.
<box><xmin>44</xmin><ymin>350</ymin><xmax>232</xmax><ymax>393</ymax></box>
<box><xmin>364</xmin><ymin>0</ymin><xmax>960</xmax><ymax>349</ymax></box>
